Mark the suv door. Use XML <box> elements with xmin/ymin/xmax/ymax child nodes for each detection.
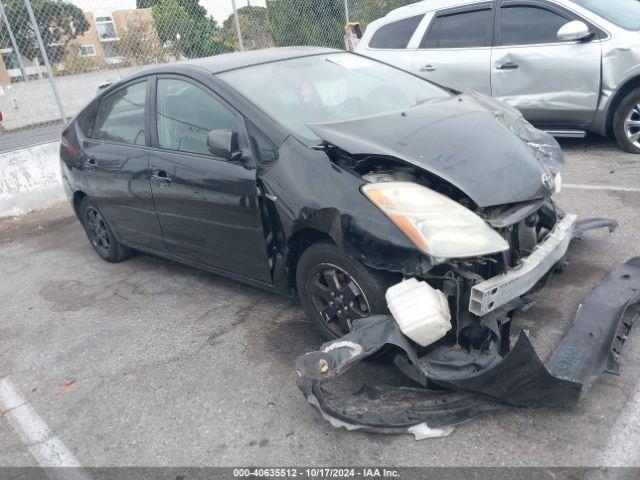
<box><xmin>491</xmin><ymin>0</ymin><xmax>602</xmax><ymax>126</ymax></box>
<box><xmin>411</xmin><ymin>3</ymin><xmax>495</xmax><ymax>95</ymax></box>
<box><xmin>85</xmin><ymin>77</ymin><xmax>167</xmax><ymax>251</ymax></box>
<box><xmin>148</xmin><ymin>75</ymin><xmax>271</xmax><ymax>283</ymax></box>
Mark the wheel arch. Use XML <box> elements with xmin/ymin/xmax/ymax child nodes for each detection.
<box><xmin>72</xmin><ymin>190</ymin><xmax>88</xmax><ymax>220</ymax></box>
<box><xmin>605</xmin><ymin>75</ymin><xmax>640</xmax><ymax>135</ymax></box>
<box><xmin>285</xmin><ymin>228</ymin><xmax>336</xmax><ymax>293</ymax></box>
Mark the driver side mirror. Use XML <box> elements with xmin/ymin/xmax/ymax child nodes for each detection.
<box><xmin>207</xmin><ymin>129</ymin><xmax>242</xmax><ymax>161</ymax></box>
<box><xmin>557</xmin><ymin>20</ymin><xmax>594</xmax><ymax>42</ymax></box>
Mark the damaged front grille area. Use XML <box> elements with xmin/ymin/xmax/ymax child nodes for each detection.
<box><xmin>295</xmin><ymin>210</ymin><xmax>631</xmax><ymax>439</ymax></box>
<box><xmin>469</xmin><ymin>214</ymin><xmax>577</xmax><ymax>316</ymax></box>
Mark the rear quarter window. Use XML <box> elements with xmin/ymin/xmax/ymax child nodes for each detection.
<box><xmin>75</xmin><ymin>98</ymin><xmax>100</xmax><ymax>138</ymax></box>
<box><xmin>369</xmin><ymin>15</ymin><xmax>424</xmax><ymax>49</ymax></box>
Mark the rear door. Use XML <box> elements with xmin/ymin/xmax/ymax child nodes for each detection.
<box><xmin>411</xmin><ymin>3</ymin><xmax>495</xmax><ymax>95</ymax></box>
<box><xmin>491</xmin><ymin>0</ymin><xmax>601</xmax><ymax>125</ymax></box>
<box><xmin>148</xmin><ymin>75</ymin><xmax>271</xmax><ymax>282</ymax></box>
<box><xmin>84</xmin><ymin>77</ymin><xmax>166</xmax><ymax>251</ymax></box>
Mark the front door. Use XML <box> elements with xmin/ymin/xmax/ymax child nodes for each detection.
<box><xmin>85</xmin><ymin>78</ymin><xmax>166</xmax><ymax>251</ymax></box>
<box><xmin>148</xmin><ymin>75</ymin><xmax>271</xmax><ymax>283</ymax></box>
<box><xmin>411</xmin><ymin>3</ymin><xmax>495</xmax><ymax>95</ymax></box>
<box><xmin>491</xmin><ymin>0</ymin><xmax>601</xmax><ymax>125</ymax></box>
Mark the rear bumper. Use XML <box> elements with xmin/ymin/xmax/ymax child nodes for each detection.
<box><xmin>295</xmin><ymin>257</ymin><xmax>640</xmax><ymax>438</ymax></box>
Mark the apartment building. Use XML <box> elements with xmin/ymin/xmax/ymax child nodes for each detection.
<box><xmin>0</xmin><ymin>8</ymin><xmax>158</xmax><ymax>86</ymax></box>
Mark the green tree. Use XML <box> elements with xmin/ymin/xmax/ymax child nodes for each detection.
<box><xmin>143</xmin><ymin>0</ymin><xmax>230</xmax><ymax>58</ymax></box>
<box><xmin>266</xmin><ymin>0</ymin><xmax>345</xmax><ymax>49</ymax></box>
<box><xmin>136</xmin><ymin>0</ymin><xmax>206</xmax><ymax>19</ymax></box>
<box><xmin>222</xmin><ymin>6</ymin><xmax>273</xmax><ymax>51</ymax></box>
<box><xmin>350</xmin><ymin>0</ymin><xmax>417</xmax><ymax>27</ymax></box>
<box><xmin>0</xmin><ymin>0</ymin><xmax>89</xmax><ymax>61</ymax></box>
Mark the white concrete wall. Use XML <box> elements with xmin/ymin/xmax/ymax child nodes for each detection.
<box><xmin>0</xmin><ymin>141</ymin><xmax>65</xmax><ymax>218</ymax></box>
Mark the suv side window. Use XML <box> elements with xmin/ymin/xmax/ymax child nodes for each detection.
<box><xmin>156</xmin><ymin>78</ymin><xmax>239</xmax><ymax>156</ymax></box>
<box><xmin>420</xmin><ymin>7</ymin><xmax>493</xmax><ymax>49</ymax></box>
<box><xmin>500</xmin><ymin>6</ymin><xmax>570</xmax><ymax>46</ymax></box>
<box><xmin>95</xmin><ymin>81</ymin><xmax>147</xmax><ymax>145</ymax></box>
<box><xmin>369</xmin><ymin>15</ymin><xmax>424</xmax><ymax>49</ymax></box>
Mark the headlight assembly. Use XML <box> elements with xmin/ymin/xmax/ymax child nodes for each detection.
<box><xmin>362</xmin><ymin>182</ymin><xmax>509</xmax><ymax>259</ymax></box>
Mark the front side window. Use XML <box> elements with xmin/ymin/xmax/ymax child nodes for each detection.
<box><xmin>500</xmin><ymin>6</ymin><xmax>570</xmax><ymax>45</ymax></box>
<box><xmin>95</xmin><ymin>81</ymin><xmax>147</xmax><ymax>145</ymax></box>
<box><xmin>156</xmin><ymin>78</ymin><xmax>238</xmax><ymax>155</ymax></box>
<box><xmin>218</xmin><ymin>53</ymin><xmax>449</xmax><ymax>141</ymax></box>
<box><xmin>369</xmin><ymin>15</ymin><xmax>424</xmax><ymax>49</ymax></box>
<box><xmin>420</xmin><ymin>8</ymin><xmax>493</xmax><ymax>48</ymax></box>
<box><xmin>571</xmin><ymin>0</ymin><xmax>640</xmax><ymax>31</ymax></box>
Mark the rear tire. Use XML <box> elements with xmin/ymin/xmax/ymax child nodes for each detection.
<box><xmin>79</xmin><ymin>197</ymin><xmax>131</xmax><ymax>263</ymax></box>
<box><xmin>613</xmin><ymin>88</ymin><xmax>640</xmax><ymax>154</ymax></box>
<box><xmin>296</xmin><ymin>242</ymin><xmax>393</xmax><ymax>341</ymax></box>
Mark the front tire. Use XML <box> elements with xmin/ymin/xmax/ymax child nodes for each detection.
<box><xmin>296</xmin><ymin>242</ymin><xmax>392</xmax><ymax>340</ymax></box>
<box><xmin>613</xmin><ymin>89</ymin><xmax>640</xmax><ymax>154</ymax></box>
<box><xmin>79</xmin><ymin>197</ymin><xmax>131</xmax><ymax>263</ymax></box>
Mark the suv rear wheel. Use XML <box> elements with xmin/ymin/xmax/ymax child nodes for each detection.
<box><xmin>613</xmin><ymin>89</ymin><xmax>640</xmax><ymax>154</ymax></box>
<box><xmin>296</xmin><ymin>242</ymin><xmax>393</xmax><ymax>340</ymax></box>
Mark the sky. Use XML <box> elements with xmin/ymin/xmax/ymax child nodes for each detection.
<box><xmin>69</xmin><ymin>0</ymin><xmax>266</xmax><ymax>24</ymax></box>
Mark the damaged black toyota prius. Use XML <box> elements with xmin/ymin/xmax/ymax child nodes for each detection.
<box><xmin>61</xmin><ymin>47</ymin><xmax>639</xmax><ymax>438</ymax></box>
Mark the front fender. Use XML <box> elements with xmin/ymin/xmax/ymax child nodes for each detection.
<box><xmin>260</xmin><ymin>137</ymin><xmax>428</xmax><ymax>276</ymax></box>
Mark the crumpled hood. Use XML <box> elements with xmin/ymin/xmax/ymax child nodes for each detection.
<box><xmin>308</xmin><ymin>91</ymin><xmax>564</xmax><ymax>208</ymax></box>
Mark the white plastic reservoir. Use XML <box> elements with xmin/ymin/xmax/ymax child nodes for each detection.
<box><xmin>386</xmin><ymin>278</ymin><xmax>452</xmax><ymax>347</ymax></box>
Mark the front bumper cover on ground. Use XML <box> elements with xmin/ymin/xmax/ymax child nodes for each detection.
<box><xmin>295</xmin><ymin>257</ymin><xmax>640</xmax><ymax>439</ymax></box>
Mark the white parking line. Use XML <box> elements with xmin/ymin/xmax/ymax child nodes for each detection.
<box><xmin>0</xmin><ymin>376</ymin><xmax>91</xmax><ymax>478</ymax></box>
<box><xmin>564</xmin><ymin>183</ymin><xmax>640</xmax><ymax>193</ymax></box>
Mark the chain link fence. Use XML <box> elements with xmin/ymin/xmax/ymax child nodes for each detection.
<box><xmin>0</xmin><ymin>0</ymin><xmax>417</xmax><ymax>152</ymax></box>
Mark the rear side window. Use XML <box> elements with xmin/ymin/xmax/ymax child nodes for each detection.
<box><xmin>420</xmin><ymin>8</ymin><xmax>492</xmax><ymax>48</ymax></box>
<box><xmin>95</xmin><ymin>81</ymin><xmax>147</xmax><ymax>145</ymax></box>
<box><xmin>156</xmin><ymin>78</ymin><xmax>238</xmax><ymax>156</ymax></box>
<box><xmin>369</xmin><ymin>15</ymin><xmax>424</xmax><ymax>49</ymax></box>
<box><xmin>500</xmin><ymin>6</ymin><xmax>569</xmax><ymax>46</ymax></box>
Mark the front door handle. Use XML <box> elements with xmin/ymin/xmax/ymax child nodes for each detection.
<box><xmin>498</xmin><ymin>62</ymin><xmax>519</xmax><ymax>70</ymax></box>
<box><xmin>419</xmin><ymin>64</ymin><xmax>436</xmax><ymax>72</ymax></box>
<box><xmin>151</xmin><ymin>169</ymin><xmax>172</xmax><ymax>186</ymax></box>
<box><xmin>84</xmin><ymin>157</ymin><xmax>97</xmax><ymax>172</ymax></box>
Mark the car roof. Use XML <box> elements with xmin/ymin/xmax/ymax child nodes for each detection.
<box><xmin>147</xmin><ymin>46</ymin><xmax>342</xmax><ymax>75</ymax></box>
<box><xmin>386</xmin><ymin>0</ymin><xmax>489</xmax><ymax>18</ymax></box>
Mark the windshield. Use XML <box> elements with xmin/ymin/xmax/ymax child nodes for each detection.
<box><xmin>218</xmin><ymin>53</ymin><xmax>449</xmax><ymax>141</ymax></box>
<box><xmin>572</xmin><ymin>0</ymin><xmax>640</xmax><ymax>31</ymax></box>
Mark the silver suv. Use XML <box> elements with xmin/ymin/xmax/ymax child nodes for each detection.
<box><xmin>355</xmin><ymin>0</ymin><xmax>640</xmax><ymax>153</ymax></box>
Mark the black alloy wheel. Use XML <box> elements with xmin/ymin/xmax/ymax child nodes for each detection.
<box><xmin>306</xmin><ymin>263</ymin><xmax>371</xmax><ymax>337</ymax></box>
<box><xmin>296</xmin><ymin>242</ymin><xmax>392</xmax><ymax>340</ymax></box>
<box><xmin>79</xmin><ymin>196</ymin><xmax>131</xmax><ymax>262</ymax></box>
<box><xmin>84</xmin><ymin>206</ymin><xmax>111</xmax><ymax>257</ymax></box>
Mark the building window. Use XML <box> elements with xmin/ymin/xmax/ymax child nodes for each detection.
<box><xmin>102</xmin><ymin>40</ymin><xmax>119</xmax><ymax>58</ymax></box>
<box><xmin>96</xmin><ymin>17</ymin><xmax>117</xmax><ymax>40</ymax></box>
<box><xmin>79</xmin><ymin>44</ymin><xmax>96</xmax><ymax>57</ymax></box>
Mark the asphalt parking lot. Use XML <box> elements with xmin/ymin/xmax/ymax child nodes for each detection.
<box><xmin>1</xmin><ymin>136</ymin><xmax>640</xmax><ymax>468</ymax></box>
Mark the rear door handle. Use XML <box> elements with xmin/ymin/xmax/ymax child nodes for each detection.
<box><xmin>84</xmin><ymin>157</ymin><xmax>97</xmax><ymax>172</ymax></box>
<box><xmin>151</xmin><ymin>169</ymin><xmax>172</xmax><ymax>186</ymax></box>
<box><xmin>419</xmin><ymin>64</ymin><xmax>436</xmax><ymax>72</ymax></box>
<box><xmin>498</xmin><ymin>62</ymin><xmax>519</xmax><ymax>70</ymax></box>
